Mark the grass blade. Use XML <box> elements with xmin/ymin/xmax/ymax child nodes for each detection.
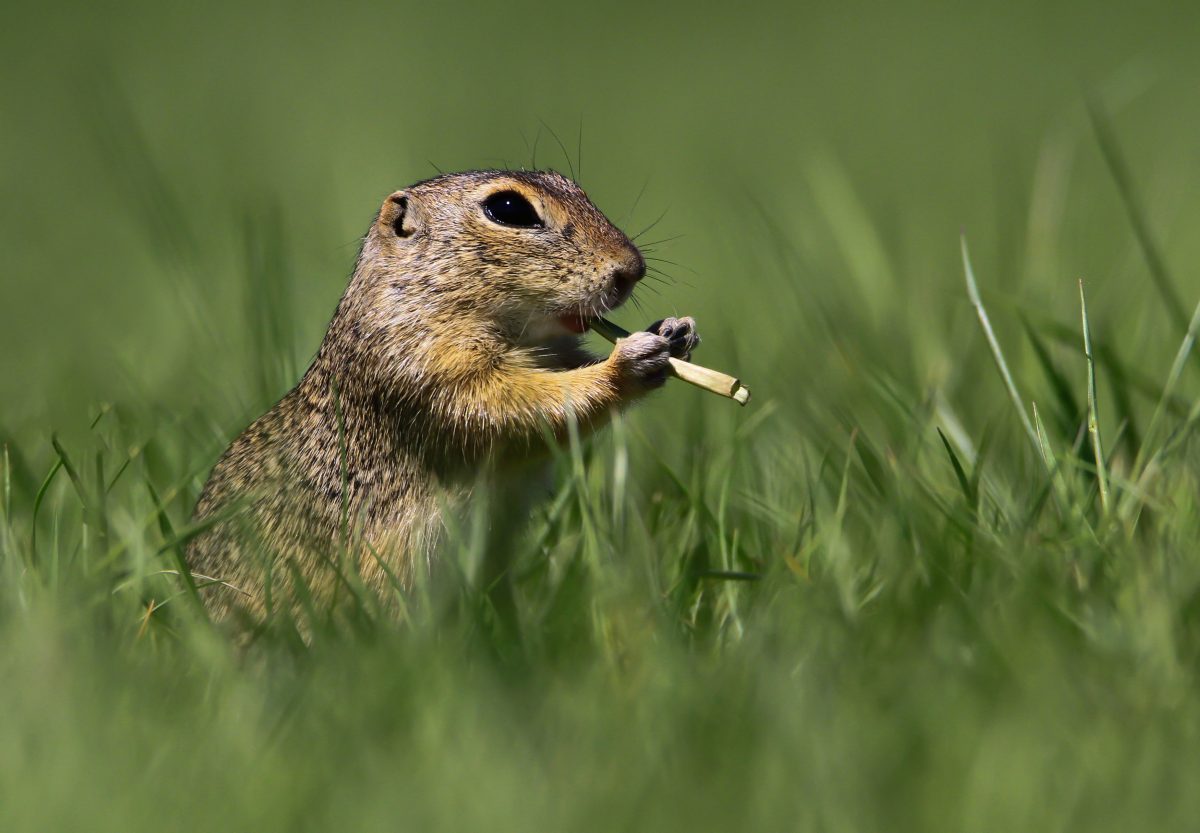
<box><xmin>1020</xmin><ymin>313</ymin><xmax>1080</xmax><ymax>436</ymax></box>
<box><xmin>936</xmin><ymin>428</ymin><xmax>975</xmax><ymax>511</ymax></box>
<box><xmin>1086</xmin><ymin>96</ymin><xmax>1190</xmax><ymax>339</ymax></box>
<box><xmin>144</xmin><ymin>474</ymin><xmax>202</xmax><ymax>609</ymax></box>
<box><xmin>49</xmin><ymin>435</ymin><xmax>86</xmax><ymax>504</ymax></box>
<box><xmin>1038</xmin><ymin>320</ymin><xmax>1189</xmax><ymax>416</ymax></box>
<box><xmin>30</xmin><ymin>458</ymin><xmax>63</xmax><ymax>562</ymax></box>
<box><xmin>961</xmin><ymin>236</ymin><xmax>1040</xmax><ymax>458</ymax></box>
<box><xmin>1032</xmin><ymin>402</ymin><xmax>1057</xmax><ymax>473</ymax></box>
<box><xmin>2</xmin><ymin>444</ymin><xmax>10</xmax><ymax>524</ymax></box>
<box><xmin>1079</xmin><ymin>281</ymin><xmax>1110</xmax><ymax>514</ymax></box>
<box><xmin>1135</xmin><ymin>293</ymin><xmax>1200</xmax><ymax>478</ymax></box>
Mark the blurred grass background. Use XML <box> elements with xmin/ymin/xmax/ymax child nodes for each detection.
<box><xmin>5</xmin><ymin>0</ymin><xmax>1200</xmax><ymax>830</ymax></box>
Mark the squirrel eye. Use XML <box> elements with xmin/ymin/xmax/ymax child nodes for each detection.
<box><xmin>482</xmin><ymin>191</ymin><xmax>543</xmax><ymax>228</ymax></box>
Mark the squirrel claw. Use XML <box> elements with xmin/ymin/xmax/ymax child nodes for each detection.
<box><xmin>647</xmin><ymin>316</ymin><xmax>701</xmax><ymax>361</ymax></box>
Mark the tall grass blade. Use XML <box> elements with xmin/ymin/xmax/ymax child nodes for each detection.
<box><xmin>2</xmin><ymin>444</ymin><xmax>10</xmax><ymax>524</ymax></box>
<box><xmin>1031</xmin><ymin>402</ymin><xmax>1056</xmax><ymax>472</ymax></box>
<box><xmin>1039</xmin><ymin>320</ymin><xmax>1188</xmax><ymax>416</ymax></box>
<box><xmin>144</xmin><ymin>474</ymin><xmax>202</xmax><ymax>609</ymax></box>
<box><xmin>1135</xmin><ymin>293</ymin><xmax>1200</xmax><ymax>480</ymax></box>
<box><xmin>1086</xmin><ymin>96</ymin><xmax>1190</xmax><ymax>339</ymax></box>
<box><xmin>1032</xmin><ymin>400</ymin><xmax>1078</xmax><ymax>517</ymax></box>
<box><xmin>30</xmin><ymin>458</ymin><xmax>63</xmax><ymax>563</ymax></box>
<box><xmin>1020</xmin><ymin>313</ymin><xmax>1080</xmax><ymax>436</ymax></box>
<box><xmin>936</xmin><ymin>428</ymin><xmax>976</xmax><ymax>513</ymax></box>
<box><xmin>1079</xmin><ymin>281</ymin><xmax>1110</xmax><ymax>514</ymax></box>
<box><xmin>961</xmin><ymin>236</ymin><xmax>1040</xmax><ymax>458</ymax></box>
<box><xmin>1033</xmin><ymin>402</ymin><xmax>1100</xmax><ymax>543</ymax></box>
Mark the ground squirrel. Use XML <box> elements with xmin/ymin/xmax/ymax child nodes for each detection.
<box><xmin>187</xmin><ymin>170</ymin><xmax>699</xmax><ymax>621</ymax></box>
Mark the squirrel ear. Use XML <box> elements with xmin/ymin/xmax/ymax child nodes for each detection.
<box><xmin>379</xmin><ymin>191</ymin><xmax>419</xmax><ymax>238</ymax></box>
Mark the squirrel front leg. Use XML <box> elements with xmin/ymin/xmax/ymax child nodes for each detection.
<box><xmin>428</xmin><ymin>330</ymin><xmax>675</xmax><ymax>448</ymax></box>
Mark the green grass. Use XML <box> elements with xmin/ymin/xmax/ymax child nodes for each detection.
<box><xmin>7</xmin><ymin>1</ymin><xmax>1200</xmax><ymax>830</ymax></box>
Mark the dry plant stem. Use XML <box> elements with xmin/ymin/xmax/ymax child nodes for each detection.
<box><xmin>591</xmin><ymin>318</ymin><xmax>751</xmax><ymax>405</ymax></box>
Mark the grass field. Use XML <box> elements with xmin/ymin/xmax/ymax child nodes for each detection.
<box><xmin>5</xmin><ymin>1</ymin><xmax>1200</xmax><ymax>830</ymax></box>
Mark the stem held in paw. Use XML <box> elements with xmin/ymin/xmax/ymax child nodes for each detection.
<box><xmin>591</xmin><ymin>318</ymin><xmax>751</xmax><ymax>406</ymax></box>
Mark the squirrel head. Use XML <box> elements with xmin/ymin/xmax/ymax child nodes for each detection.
<box><xmin>357</xmin><ymin>170</ymin><xmax>645</xmax><ymax>339</ymax></box>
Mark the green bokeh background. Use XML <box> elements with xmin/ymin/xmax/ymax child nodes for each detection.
<box><xmin>6</xmin><ymin>0</ymin><xmax>1200</xmax><ymax>431</ymax></box>
<box><xmin>5</xmin><ymin>2</ymin><xmax>1200</xmax><ymax>831</ymax></box>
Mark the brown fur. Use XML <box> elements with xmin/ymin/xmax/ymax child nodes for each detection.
<box><xmin>187</xmin><ymin>170</ymin><xmax>698</xmax><ymax>621</ymax></box>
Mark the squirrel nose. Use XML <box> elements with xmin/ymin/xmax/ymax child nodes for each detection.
<box><xmin>610</xmin><ymin>249</ymin><xmax>646</xmax><ymax>296</ymax></box>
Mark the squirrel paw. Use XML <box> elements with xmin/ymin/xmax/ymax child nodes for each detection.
<box><xmin>610</xmin><ymin>331</ymin><xmax>672</xmax><ymax>391</ymax></box>
<box><xmin>647</xmin><ymin>316</ymin><xmax>700</xmax><ymax>361</ymax></box>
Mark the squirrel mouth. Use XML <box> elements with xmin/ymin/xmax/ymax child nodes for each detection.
<box><xmin>557</xmin><ymin>286</ymin><xmax>628</xmax><ymax>334</ymax></box>
<box><xmin>557</xmin><ymin>313</ymin><xmax>595</xmax><ymax>334</ymax></box>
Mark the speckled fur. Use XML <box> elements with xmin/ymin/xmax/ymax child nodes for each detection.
<box><xmin>187</xmin><ymin>170</ymin><xmax>699</xmax><ymax>621</ymax></box>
